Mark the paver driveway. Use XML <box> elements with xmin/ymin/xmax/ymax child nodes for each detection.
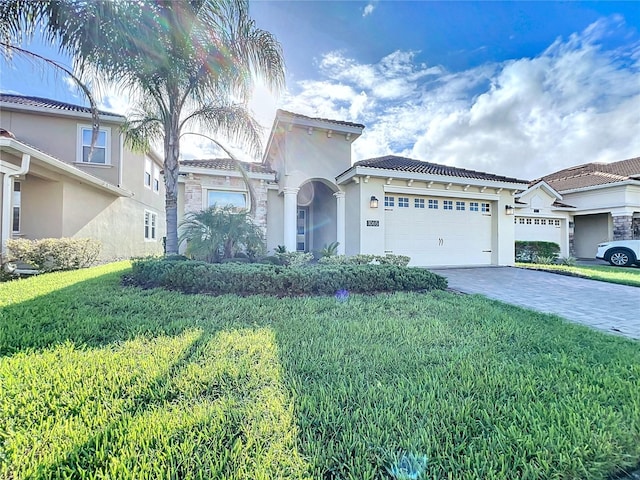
<box><xmin>432</xmin><ymin>267</ymin><xmax>639</xmax><ymax>340</ymax></box>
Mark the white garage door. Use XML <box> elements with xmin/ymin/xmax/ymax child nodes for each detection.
<box><xmin>384</xmin><ymin>195</ymin><xmax>493</xmax><ymax>267</ymax></box>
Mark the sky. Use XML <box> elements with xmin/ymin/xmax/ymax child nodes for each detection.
<box><xmin>1</xmin><ymin>1</ymin><xmax>639</xmax><ymax>180</ymax></box>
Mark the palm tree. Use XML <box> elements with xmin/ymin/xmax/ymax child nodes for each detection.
<box><xmin>0</xmin><ymin>0</ymin><xmax>284</xmax><ymax>254</ymax></box>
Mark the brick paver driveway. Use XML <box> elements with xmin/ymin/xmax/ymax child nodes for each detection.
<box><xmin>432</xmin><ymin>267</ymin><xmax>639</xmax><ymax>340</ymax></box>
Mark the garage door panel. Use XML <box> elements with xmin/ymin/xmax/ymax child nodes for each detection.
<box><xmin>384</xmin><ymin>195</ymin><xmax>493</xmax><ymax>266</ymax></box>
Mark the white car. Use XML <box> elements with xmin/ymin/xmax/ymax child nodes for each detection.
<box><xmin>596</xmin><ymin>240</ymin><xmax>640</xmax><ymax>267</ymax></box>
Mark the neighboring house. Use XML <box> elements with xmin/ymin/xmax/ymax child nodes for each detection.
<box><xmin>516</xmin><ymin>158</ymin><xmax>640</xmax><ymax>258</ymax></box>
<box><xmin>179</xmin><ymin>110</ymin><xmax>529</xmax><ymax>267</ymax></box>
<box><xmin>0</xmin><ymin>94</ymin><xmax>166</xmax><ymax>261</ymax></box>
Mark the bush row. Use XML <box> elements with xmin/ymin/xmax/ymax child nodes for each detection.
<box><xmin>6</xmin><ymin>238</ymin><xmax>101</xmax><ymax>272</ymax></box>
<box><xmin>127</xmin><ymin>259</ymin><xmax>447</xmax><ymax>296</ymax></box>
<box><xmin>317</xmin><ymin>254</ymin><xmax>411</xmax><ymax>267</ymax></box>
<box><xmin>515</xmin><ymin>241</ymin><xmax>560</xmax><ymax>263</ymax></box>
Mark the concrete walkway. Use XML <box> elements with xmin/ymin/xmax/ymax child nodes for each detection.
<box><xmin>431</xmin><ymin>267</ymin><xmax>639</xmax><ymax>340</ymax></box>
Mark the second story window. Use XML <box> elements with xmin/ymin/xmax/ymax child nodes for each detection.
<box><xmin>144</xmin><ymin>159</ymin><xmax>152</xmax><ymax>188</ymax></box>
<box><xmin>78</xmin><ymin>125</ymin><xmax>110</xmax><ymax>164</ymax></box>
<box><xmin>153</xmin><ymin>167</ymin><xmax>160</xmax><ymax>193</ymax></box>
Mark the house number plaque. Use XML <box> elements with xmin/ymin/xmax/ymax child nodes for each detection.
<box><xmin>366</xmin><ymin>220</ymin><xmax>380</xmax><ymax>227</ymax></box>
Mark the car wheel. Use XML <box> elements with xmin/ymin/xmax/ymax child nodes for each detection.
<box><xmin>607</xmin><ymin>248</ymin><xmax>635</xmax><ymax>267</ymax></box>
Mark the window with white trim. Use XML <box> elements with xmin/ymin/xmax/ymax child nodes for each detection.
<box><xmin>207</xmin><ymin>190</ymin><xmax>247</xmax><ymax>210</ymax></box>
<box><xmin>443</xmin><ymin>200</ymin><xmax>453</xmax><ymax>210</ymax></box>
<box><xmin>469</xmin><ymin>202</ymin><xmax>479</xmax><ymax>212</ymax></box>
<box><xmin>144</xmin><ymin>210</ymin><xmax>157</xmax><ymax>241</ymax></box>
<box><xmin>77</xmin><ymin>125</ymin><xmax>110</xmax><ymax>164</ymax></box>
<box><xmin>153</xmin><ymin>166</ymin><xmax>160</xmax><ymax>193</ymax></box>
<box><xmin>481</xmin><ymin>203</ymin><xmax>490</xmax><ymax>213</ymax></box>
<box><xmin>12</xmin><ymin>181</ymin><xmax>21</xmax><ymax>233</ymax></box>
<box><xmin>414</xmin><ymin>198</ymin><xmax>425</xmax><ymax>208</ymax></box>
<box><xmin>428</xmin><ymin>199</ymin><xmax>438</xmax><ymax>209</ymax></box>
<box><xmin>456</xmin><ymin>201</ymin><xmax>465</xmax><ymax>211</ymax></box>
<box><xmin>384</xmin><ymin>196</ymin><xmax>395</xmax><ymax>207</ymax></box>
<box><xmin>144</xmin><ymin>158</ymin><xmax>152</xmax><ymax>188</ymax></box>
<box><xmin>398</xmin><ymin>197</ymin><xmax>409</xmax><ymax>208</ymax></box>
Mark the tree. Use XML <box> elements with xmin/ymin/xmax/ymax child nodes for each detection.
<box><xmin>179</xmin><ymin>205</ymin><xmax>264</xmax><ymax>262</ymax></box>
<box><xmin>0</xmin><ymin>0</ymin><xmax>284</xmax><ymax>254</ymax></box>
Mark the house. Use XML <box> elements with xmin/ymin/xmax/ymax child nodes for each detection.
<box><xmin>178</xmin><ymin>110</ymin><xmax>529</xmax><ymax>267</ymax></box>
<box><xmin>0</xmin><ymin>94</ymin><xmax>166</xmax><ymax>261</ymax></box>
<box><xmin>515</xmin><ymin>158</ymin><xmax>640</xmax><ymax>258</ymax></box>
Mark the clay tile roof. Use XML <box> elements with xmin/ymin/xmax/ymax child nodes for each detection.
<box><xmin>0</xmin><ymin>93</ymin><xmax>125</xmax><ymax>118</ymax></box>
<box><xmin>277</xmin><ymin>109</ymin><xmax>365</xmax><ymax>129</ymax></box>
<box><xmin>180</xmin><ymin>158</ymin><xmax>274</xmax><ymax>174</ymax></box>
<box><xmin>539</xmin><ymin>156</ymin><xmax>640</xmax><ymax>191</ymax></box>
<box><xmin>353</xmin><ymin>155</ymin><xmax>528</xmax><ymax>184</ymax></box>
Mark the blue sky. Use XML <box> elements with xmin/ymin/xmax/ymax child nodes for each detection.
<box><xmin>1</xmin><ymin>1</ymin><xmax>639</xmax><ymax>179</ymax></box>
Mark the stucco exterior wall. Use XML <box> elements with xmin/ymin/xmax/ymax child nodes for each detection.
<box><xmin>343</xmin><ymin>181</ymin><xmax>362</xmax><ymax>256</ymax></box>
<box><xmin>266</xmin><ymin>188</ymin><xmax>284</xmax><ymax>252</ymax></box>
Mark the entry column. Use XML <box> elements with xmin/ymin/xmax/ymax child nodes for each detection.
<box><xmin>283</xmin><ymin>187</ymin><xmax>299</xmax><ymax>252</ymax></box>
<box><xmin>334</xmin><ymin>191</ymin><xmax>346</xmax><ymax>255</ymax></box>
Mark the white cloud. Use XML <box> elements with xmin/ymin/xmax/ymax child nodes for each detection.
<box><xmin>282</xmin><ymin>16</ymin><xmax>640</xmax><ymax>180</ymax></box>
<box><xmin>363</xmin><ymin>3</ymin><xmax>375</xmax><ymax>17</ymax></box>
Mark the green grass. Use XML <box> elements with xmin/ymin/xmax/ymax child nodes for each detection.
<box><xmin>1</xmin><ymin>263</ymin><xmax>639</xmax><ymax>479</ymax></box>
<box><xmin>517</xmin><ymin>262</ymin><xmax>640</xmax><ymax>287</ymax></box>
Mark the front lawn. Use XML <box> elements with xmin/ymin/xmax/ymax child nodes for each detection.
<box><xmin>517</xmin><ymin>262</ymin><xmax>640</xmax><ymax>287</ymax></box>
<box><xmin>1</xmin><ymin>263</ymin><xmax>639</xmax><ymax>479</ymax></box>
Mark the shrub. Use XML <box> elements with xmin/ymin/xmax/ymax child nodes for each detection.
<box><xmin>275</xmin><ymin>251</ymin><xmax>314</xmax><ymax>267</ymax></box>
<box><xmin>515</xmin><ymin>241</ymin><xmax>560</xmax><ymax>263</ymax></box>
<box><xmin>320</xmin><ymin>241</ymin><xmax>340</xmax><ymax>258</ymax></box>
<box><xmin>318</xmin><ymin>254</ymin><xmax>410</xmax><ymax>267</ymax></box>
<box><xmin>7</xmin><ymin>238</ymin><xmax>101</xmax><ymax>272</ymax></box>
<box><xmin>560</xmin><ymin>256</ymin><xmax>577</xmax><ymax>266</ymax></box>
<box><xmin>533</xmin><ymin>255</ymin><xmax>556</xmax><ymax>265</ymax></box>
<box><xmin>127</xmin><ymin>259</ymin><xmax>447</xmax><ymax>296</ymax></box>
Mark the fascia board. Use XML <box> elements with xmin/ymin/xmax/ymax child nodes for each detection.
<box><xmin>557</xmin><ymin>180</ymin><xmax>640</xmax><ymax>195</ymax></box>
<box><xmin>179</xmin><ymin>166</ymin><xmax>276</xmax><ymax>181</ymax></box>
<box><xmin>0</xmin><ymin>102</ymin><xmax>125</xmax><ymax>124</ymax></box>
<box><xmin>278</xmin><ymin>113</ymin><xmax>363</xmax><ymax>135</ymax></box>
<box><xmin>384</xmin><ymin>184</ymin><xmax>501</xmax><ymax>201</ymax></box>
<box><xmin>0</xmin><ymin>138</ymin><xmax>131</xmax><ymax>197</ymax></box>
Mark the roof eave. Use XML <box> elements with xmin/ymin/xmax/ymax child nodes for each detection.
<box><xmin>179</xmin><ymin>165</ymin><xmax>276</xmax><ymax>181</ymax></box>
<box><xmin>0</xmin><ymin>101</ymin><xmax>125</xmax><ymax>123</ymax></box>
<box><xmin>555</xmin><ymin>179</ymin><xmax>640</xmax><ymax>195</ymax></box>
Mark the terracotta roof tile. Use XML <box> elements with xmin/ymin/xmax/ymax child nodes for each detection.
<box><xmin>539</xmin><ymin>156</ymin><xmax>640</xmax><ymax>191</ymax></box>
<box><xmin>277</xmin><ymin>109</ymin><xmax>365</xmax><ymax>129</ymax></box>
<box><xmin>0</xmin><ymin>93</ymin><xmax>125</xmax><ymax>118</ymax></box>
<box><xmin>180</xmin><ymin>158</ymin><xmax>274</xmax><ymax>174</ymax></box>
<box><xmin>353</xmin><ymin>155</ymin><xmax>528</xmax><ymax>184</ymax></box>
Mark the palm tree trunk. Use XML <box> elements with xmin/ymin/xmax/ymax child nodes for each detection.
<box><xmin>163</xmin><ymin>108</ymin><xmax>182</xmax><ymax>255</ymax></box>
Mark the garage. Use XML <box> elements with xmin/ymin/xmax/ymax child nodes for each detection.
<box><xmin>574</xmin><ymin>213</ymin><xmax>610</xmax><ymax>258</ymax></box>
<box><xmin>384</xmin><ymin>194</ymin><xmax>494</xmax><ymax>266</ymax></box>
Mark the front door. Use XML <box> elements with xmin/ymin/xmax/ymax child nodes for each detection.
<box><xmin>296</xmin><ymin>208</ymin><xmax>308</xmax><ymax>251</ymax></box>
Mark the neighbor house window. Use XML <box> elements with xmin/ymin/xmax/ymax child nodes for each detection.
<box><xmin>207</xmin><ymin>190</ymin><xmax>247</xmax><ymax>209</ymax></box>
<box><xmin>384</xmin><ymin>196</ymin><xmax>394</xmax><ymax>207</ymax></box>
<box><xmin>144</xmin><ymin>210</ymin><xmax>157</xmax><ymax>240</ymax></box>
<box><xmin>428</xmin><ymin>199</ymin><xmax>438</xmax><ymax>209</ymax></box>
<box><xmin>481</xmin><ymin>203</ymin><xmax>490</xmax><ymax>213</ymax></box>
<box><xmin>469</xmin><ymin>202</ymin><xmax>479</xmax><ymax>212</ymax></box>
<box><xmin>12</xmin><ymin>181</ymin><xmax>21</xmax><ymax>232</ymax></box>
<box><xmin>414</xmin><ymin>198</ymin><xmax>425</xmax><ymax>208</ymax></box>
<box><xmin>77</xmin><ymin>125</ymin><xmax>110</xmax><ymax>164</ymax></box>
<box><xmin>456</xmin><ymin>201</ymin><xmax>465</xmax><ymax>211</ymax></box>
<box><xmin>398</xmin><ymin>197</ymin><xmax>409</xmax><ymax>207</ymax></box>
<box><xmin>153</xmin><ymin>167</ymin><xmax>160</xmax><ymax>193</ymax></box>
<box><xmin>443</xmin><ymin>200</ymin><xmax>453</xmax><ymax>210</ymax></box>
<box><xmin>144</xmin><ymin>158</ymin><xmax>152</xmax><ymax>188</ymax></box>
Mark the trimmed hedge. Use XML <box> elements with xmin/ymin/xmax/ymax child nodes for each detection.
<box><xmin>127</xmin><ymin>258</ymin><xmax>447</xmax><ymax>296</ymax></box>
<box><xmin>515</xmin><ymin>241</ymin><xmax>561</xmax><ymax>263</ymax></box>
<box><xmin>7</xmin><ymin>237</ymin><xmax>101</xmax><ymax>272</ymax></box>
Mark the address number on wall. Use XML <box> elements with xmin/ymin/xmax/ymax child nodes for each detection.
<box><xmin>366</xmin><ymin>220</ymin><xmax>380</xmax><ymax>227</ymax></box>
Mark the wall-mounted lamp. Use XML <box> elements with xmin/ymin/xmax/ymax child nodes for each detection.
<box><xmin>369</xmin><ymin>196</ymin><xmax>379</xmax><ymax>208</ymax></box>
<box><xmin>505</xmin><ymin>205</ymin><xmax>515</xmax><ymax>215</ymax></box>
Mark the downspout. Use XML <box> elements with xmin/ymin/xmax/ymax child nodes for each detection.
<box><xmin>1</xmin><ymin>153</ymin><xmax>30</xmax><ymax>259</ymax></box>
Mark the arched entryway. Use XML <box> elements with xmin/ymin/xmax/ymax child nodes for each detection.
<box><xmin>295</xmin><ymin>179</ymin><xmax>339</xmax><ymax>253</ymax></box>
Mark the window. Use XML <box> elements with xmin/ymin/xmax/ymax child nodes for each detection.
<box><xmin>534</xmin><ymin>218</ymin><xmax>540</xmax><ymax>225</ymax></box>
<box><xmin>207</xmin><ymin>190</ymin><xmax>247</xmax><ymax>209</ymax></box>
<box><xmin>554</xmin><ymin>219</ymin><xmax>561</xmax><ymax>226</ymax></box>
<box><xmin>153</xmin><ymin>167</ymin><xmax>160</xmax><ymax>193</ymax></box>
<box><xmin>398</xmin><ymin>197</ymin><xmax>409</xmax><ymax>208</ymax></box>
<box><xmin>526</xmin><ymin>218</ymin><xmax>532</xmax><ymax>225</ymax></box>
<box><xmin>414</xmin><ymin>198</ymin><xmax>425</xmax><ymax>208</ymax></box>
<box><xmin>144</xmin><ymin>158</ymin><xmax>152</xmax><ymax>188</ymax></box>
<box><xmin>481</xmin><ymin>203</ymin><xmax>490</xmax><ymax>213</ymax></box>
<box><xmin>78</xmin><ymin>125</ymin><xmax>110</xmax><ymax>164</ymax></box>
<box><xmin>428</xmin><ymin>199</ymin><xmax>438</xmax><ymax>209</ymax></box>
<box><xmin>12</xmin><ymin>181</ymin><xmax>21</xmax><ymax>232</ymax></box>
<box><xmin>469</xmin><ymin>202</ymin><xmax>479</xmax><ymax>212</ymax></box>
<box><xmin>144</xmin><ymin>211</ymin><xmax>157</xmax><ymax>241</ymax></box>
<box><xmin>384</xmin><ymin>196</ymin><xmax>395</xmax><ymax>207</ymax></box>
<box><xmin>541</xmin><ymin>219</ymin><xmax>547</xmax><ymax>225</ymax></box>
<box><xmin>443</xmin><ymin>200</ymin><xmax>453</xmax><ymax>210</ymax></box>
<box><xmin>519</xmin><ymin>218</ymin><xmax>525</xmax><ymax>224</ymax></box>
<box><xmin>456</xmin><ymin>201</ymin><xmax>465</xmax><ymax>211</ymax></box>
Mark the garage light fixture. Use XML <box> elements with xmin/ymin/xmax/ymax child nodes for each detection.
<box><xmin>369</xmin><ymin>196</ymin><xmax>379</xmax><ymax>208</ymax></box>
<box><xmin>505</xmin><ymin>205</ymin><xmax>515</xmax><ymax>215</ymax></box>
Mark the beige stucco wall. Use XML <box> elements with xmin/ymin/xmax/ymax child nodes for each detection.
<box><xmin>343</xmin><ymin>181</ymin><xmax>362</xmax><ymax>257</ymax></box>
<box><xmin>21</xmin><ymin>176</ymin><xmax>64</xmax><ymax>239</ymax></box>
<box><xmin>266</xmin><ymin>188</ymin><xmax>284</xmax><ymax>253</ymax></box>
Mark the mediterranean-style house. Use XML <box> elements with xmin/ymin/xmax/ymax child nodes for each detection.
<box><xmin>0</xmin><ymin>94</ymin><xmax>166</xmax><ymax>261</ymax></box>
<box><xmin>178</xmin><ymin>109</ymin><xmax>529</xmax><ymax>267</ymax></box>
<box><xmin>514</xmin><ymin>158</ymin><xmax>640</xmax><ymax>258</ymax></box>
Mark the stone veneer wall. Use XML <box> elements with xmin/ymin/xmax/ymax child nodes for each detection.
<box><xmin>633</xmin><ymin>216</ymin><xmax>640</xmax><ymax>240</ymax></box>
<box><xmin>183</xmin><ymin>173</ymin><xmax>269</xmax><ymax>236</ymax></box>
<box><xmin>612</xmin><ymin>215</ymin><xmax>633</xmax><ymax>241</ymax></box>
